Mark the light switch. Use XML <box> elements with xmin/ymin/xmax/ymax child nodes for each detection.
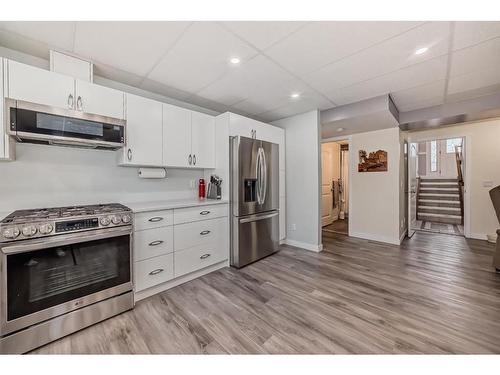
<box><xmin>483</xmin><ymin>181</ymin><xmax>494</xmax><ymax>188</ymax></box>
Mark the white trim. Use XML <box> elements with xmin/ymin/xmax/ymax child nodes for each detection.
<box><xmin>284</xmin><ymin>238</ymin><xmax>323</xmax><ymax>252</ymax></box>
<box><xmin>350</xmin><ymin>231</ymin><xmax>401</xmax><ymax>245</ymax></box>
<box><xmin>399</xmin><ymin>229</ymin><xmax>407</xmax><ymax>244</ymax></box>
<box><xmin>468</xmin><ymin>233</ymin><xmax>488</xmax><ymax>241</ymax></box>
<box><xmin>134</xmin><ymin>260</ymin><xmax>228</xmax><ymax>301</ymax></box>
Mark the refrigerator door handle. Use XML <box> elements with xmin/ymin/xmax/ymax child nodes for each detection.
<box><xmin>256</xmin><ymin>147</ymin><xmax>263</xmax><ymax>205</ymax></box>
<box><xmin>261</xmin><ymin>147</ymin><xmax>267</xmax><ymax>205</ymax></box>
<box><xmin>239</xmin><ymin>211</ymin><xmax>279</xmax><ymax>223</ymax></box>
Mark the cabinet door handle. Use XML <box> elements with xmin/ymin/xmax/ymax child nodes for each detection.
<box><xmin>193</xmin><ymin>154</ymin><xmax>196</xmax><ymax>165</ymax></box>
<box><xmin>188</xmin><ymin>154</ymin><xmax>192</xmax><ymax>165</ymax></box>
<box><xmin>200</xmin><ymin>230</ymin><xmax>211</xmax><ymax>235</ymax></box>
<box><xmin>148</xmin><ymin>217</ymin><xmax>163</xmax><ymax>222</ymax></box>
<box><xmin>149</xmin><ymin>268</ymin><xmax>164</xmax><ymax>275</ymax></box>
<box><xmin>127</xmin><ymin>148</ymin><xmax>132</xmax><ymax>161</ymax></box>
<box><xmin>77</xmin><ymin>96</ymin><xmax>83</xmax><ymax>111</ymax></box>
<box><xmin>200</xmin><ymin>210</ymin><xmax>210</xmax><ymax>215</ymax></box>
<box><xmin>68</xmin><ymin>94</ymin><xmax>74</xmax><ymax>109</ymax></box>
<box><xmin>148</xmin><ymin>240</ymin><xmax>164</xmax><ymax>246</ymax></box>
<box><xmin>200</xmin><ymin>253</ymin><xmax>211</xmax><ymax>259</ymax></box>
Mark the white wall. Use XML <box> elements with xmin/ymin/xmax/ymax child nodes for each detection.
<box><xmin>409</xmin><ymin>118</ymin><xmax>500</xmax><ymax>240</ymax></box>
<box><xmin>273</xmin><ymin>110</ymin><xmax>322</xmax><ymax>251</ymax></box>
<box><xmin>0</xmin><ymin>143</ymin><xmax>202</xmax><ymax>215</ymax></box>
<box><xmin>350</xmin><ymin>127</ymin><xmax>403</xmax><ymax>245</ymax></box>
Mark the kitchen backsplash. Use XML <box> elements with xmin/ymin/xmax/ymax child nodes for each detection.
<box><xmin>0</xmin><ymin>143</ymin><xmax>203</xmax><ymax>213</ymax></box>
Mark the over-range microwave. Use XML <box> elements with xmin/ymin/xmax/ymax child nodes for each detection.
<box><xmin>6</xmin><ymin>99</ymin><xmax>126</xmax><ymax>150</ymax></box>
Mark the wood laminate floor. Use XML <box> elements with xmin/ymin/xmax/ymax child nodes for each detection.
<box><xmin>32</xmin><ymin>231</ymin><xmax>500</xmax><ymax>354</ymax></box>
<box><xmin>322</xmin><ymin>219</ymin><xmax>348</xmax><ymax>234</ymax></box>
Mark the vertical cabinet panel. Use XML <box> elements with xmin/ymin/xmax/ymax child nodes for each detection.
<box><xmin>7</xmin><ymin>60</ymin><xmax>75</xmax><ymax>110</ymax></box>
<box><xmin>162</xmin><ymin>103</ymin><xmax>192</xmax><ymax>168</ymax></box>
<box><xmin>122</xmin><ymin>94</ymin><xmax>163</xmax><ymax>166</ymax></box>
<box><xmin>75</xmin><ymin>80</ymin><xmax>125</xmax><ymax>119</ymax></box>
<box><xmin>0</xmin><ymin>59</ymin><xmax>5</xmax><ymax>159</ymax></box>
<box><xmin>191</xmin><ymin>112</ymin><xmax>215</xmax><ymax>168</ymax></box>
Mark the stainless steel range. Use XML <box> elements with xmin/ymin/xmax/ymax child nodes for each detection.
<box><xmin>0</xmin><ymin>203</ymin><xmax>134</xmax><ymax>354</ymax></box>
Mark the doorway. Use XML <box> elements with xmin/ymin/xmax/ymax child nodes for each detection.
<box><xmin>408</xmin><ymin>136</ymin><xmax>466</xmax><ymax>237</ymax></box>
<box><xmin>321</xmin><ymin>140</ymin><xmax>349</xmax><ymax>235</ymax></box>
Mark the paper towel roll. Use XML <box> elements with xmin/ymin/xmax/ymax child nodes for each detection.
<box><xmin>138</xmin><ymin>168</ymin><xmax>167</xmax><ymax>179</ymax></box>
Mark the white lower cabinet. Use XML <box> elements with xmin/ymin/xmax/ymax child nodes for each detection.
<box><xmin>135</xmin><ymin>253</ymin><xmax>174</xmax><ymax>292</ymax></box>
<box><xmin>133</xmin><ymin>203</ymin><xmax>228</xmax><ymax>296</ymax></box>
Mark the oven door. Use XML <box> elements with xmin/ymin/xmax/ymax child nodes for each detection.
<box><xmin>0</xmin><ymin>227</ymin><xmax>132</xmax><ymax>336</ymax></box>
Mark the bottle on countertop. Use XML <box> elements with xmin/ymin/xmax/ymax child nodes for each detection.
<box><xmin>198</xmin><ymin>178</ymin><xmax>206</xmax><ymax>199</ymax></box>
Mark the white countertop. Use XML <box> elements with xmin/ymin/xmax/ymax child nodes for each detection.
<box><xmin>123</xmin><ymin>198</ymin><xmax>228</xmax><ymax>213</ymax></box>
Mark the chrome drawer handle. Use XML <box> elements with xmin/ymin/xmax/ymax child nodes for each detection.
<box><xmin>149</xmin><ymin>268</ymin><xmax>164</xmax><ymax>275</ymax></box>
<box><xmin>148</xmin><ymin>217</ymin><xmax>163</xmax><ymax>222</ymax></box>
<box><xmin>67</xmin><ymin>93</ymin><xmax>74</xmax><ymax>109</ymax></box>
<box><xmin>200</xmin><ymin>253</ymin><xmax>211</xmax><ymax>259</ymax></box>
<box><xmin>200</xmin><ymin>211</ymin><xmax>210</xmax><ymax>215</ymax></box>
<box><xmin>200</xmin><ymin>230</ymin><xmax>211</xmax><ymax>235</ymax></box>
<box><xmin>148</xmin><ymin>240</ymin><xmax>164</xmax><ymax>246</ymax></box>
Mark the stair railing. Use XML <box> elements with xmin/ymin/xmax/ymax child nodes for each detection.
<box><xmin>455</xmin><ymin>145</ymin><xmax>464</xmax><ymax>224</ymax></box>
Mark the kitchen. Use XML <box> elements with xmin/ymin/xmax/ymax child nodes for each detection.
<box><xmin>1</xmin><ymin>4</ymin><xmax>500</xmax><ymax>373</ymax></box>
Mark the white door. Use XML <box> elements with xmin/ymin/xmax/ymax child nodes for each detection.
<box><xmin>75</xmin><ymin>80</ymin><xmax>125</xmax><ymax>119</ymax></box>
<box><xmin>123</xmin><ymin>93</ymin><xmax>163</xmax><ymax>166</ymax></box>
<box><xmin>321</xmin><ymin>145</ymin><xmax>334</xmax><ymax>226</ymax></box>
<box><xmin>163</xmin><ymin>103</ymin><xmax>192</xmax><ymax>168</ymax></box>
<box><xmin>7</xmin><ymin>60</ymin><xmax>75</xmax><ymax>110</ymax></box>
<box><xmin>191</xmin><ymin>111</ymin><xmax>215</xmax><ymax>168</ymax></box>
<box><xmin>408</xmin><ymin>142</ymin><xmax>418</xmax><ymax>237</ymax></box>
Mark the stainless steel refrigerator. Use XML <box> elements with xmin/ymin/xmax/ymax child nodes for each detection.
<box><xmin>230</xmin><ymin>136</ymin><xmax>279</xmax><ymax>268</ymax></box>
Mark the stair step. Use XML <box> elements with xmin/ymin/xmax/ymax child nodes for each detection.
<box><xmin>420</xmin><ymin>178</ymin><xmax>458</xmax><ymax>183</ymax></box>
<box><xmin>419</xmin><ymin>193</ymin><xmax>460</xmax><ymax>201</ymax></box>
<box><xmin>420</xmin><ymin>182</ymin><xmax>458</xmax><ymax>186</ymax></box>
<box><xmin>420</xmin><ymin>188</ymin><xmax>459</xmax><ymax>194</ymax></box>
<box><xmin>418</xmin><ymin>199</ymin><xmax>461</xmax><ymax>208</ymax></box>
<box><xmin>418</xmin><ymin>206</ymin><xmax>461</xmax><ymax>216</ymax></box>
<box><xmin>417</xmin><ymin>212</ymin><xmax>462</xmax><ymax>224</ymax></box>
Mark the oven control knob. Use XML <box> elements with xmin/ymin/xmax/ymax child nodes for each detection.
<box><xmin>22</xmin><ymin>225</ymin><xmax>37</xmax><ymax>237</ymax></box>
<box><xmin>2</xmin><ymin>227</ymin><xmax>20</xmax><ymax>239</ymax></box>
<box><xmin>100</xmin><ymin>217</ymin><xmax>111</xmax><ymax>226</ymax></box>
<box><xmin>121</xmin><ymin>214</ymin><xmax>131</xmax><ymax>224</ymax></box>
<box><xmin>111</xmin><ymin>215</ymin><xmax>121</xmax><ymax>225</ymax></box>
<box><xmin>39</xmin><ymin>223</ymin><xmax>54</xmax><ymax>235</ymax></box>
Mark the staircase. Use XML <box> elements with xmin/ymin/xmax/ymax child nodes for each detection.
<box><xmin>417</xmin><ymin>178</ymin><xmax>463</xmax><ymax>225</ymax></box>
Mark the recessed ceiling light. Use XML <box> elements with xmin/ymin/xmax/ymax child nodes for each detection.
<box><xmin>337</xmin><ymin>127</ymin><xmax>344</xmax><ymax>132</ymax></box>
<box><xmin>415</xmin><ymin>47</ymin><xmax>429</xmax><ymax>55</ymax></box>
<box><xmin>229</xmin><ymin>57</ymin><xmax>241</xmax><ymax>65</ymax></box>
<box><xmin>290</xmin><ymin>92</ymin><xmax>301</xmax><ymax>99</ymax></box>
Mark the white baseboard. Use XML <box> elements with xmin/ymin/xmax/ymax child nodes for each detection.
<box><xmin>349</xmin><ymin>231</ymin><xmax>401</xmax><ymax>245</ymax></box>
<box><xmin>468</xmin><ymin>233</ymin><xmax>489</xmax><ymax>241</ymax></box>
<box><xmin>284</xmin><ymin>238</ymin><xmax>323</xmax><ymax>252</ymax></box>
<box><xmin>134</xmin><ymin>260</ymin><xmax>228</xmax><ymax>301</ymax></box>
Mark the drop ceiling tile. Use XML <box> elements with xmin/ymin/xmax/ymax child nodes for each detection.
<box><xmin>258</xmin><ymin>102</ymin><xmax>319</xmax><ymax>122</ymax></box>
<box><xmin>222</xmin><ymin>21</ymin><xmax>306</xmax><ymax>50</ymax></box>
<box><xmin>265</xmin><ymin>21</ymin><xmax>423</xmax><ymax>75</ymax></box>
<box><xmin>449</xmin><ymin>37</ymin><xmax>500</xmax><ymax>77</ymax></box>
<box><xmin>453</xmin><ymin>21</ymin><xmax>500</xmax><ymax>50</ymax></box>
<box><xmin>326</xmin><ymin>56</ymin><xmax>447</xmax><ymax>105</ymax></box>
<box><xmin>305</xmin><ymin>22</ymin><xmax>450</xmax><ymax>93</ymax></box>
<box><xmin>446</xmin><ymin>83</ymin><xmax>500</xmax><ymax>103</ymax></box>
<box><xmin>0</xmin><ymin>29</ymin><xmax>52</xmax><ymax>61</ymax></box>
<box><xmin>391</xmin><ymin>80</ymin><xmax>445</xmax><ymax>112</ymax></box>
<box><xmin>448</xmin><ymin>67</ymin><xmax>500</xmax><ymax>95</ymax></box>
<box><xmin>139</xmin><ymin>78</ymin><xmax>193</xmax><ymax>101</ymax></box>
<box><xmin>0</xmin><ymin>21</ymin><xmax>75</xmax><ymax>52</ymax></box>
<box><xmin>197</xmin><ymin>55</ymin><xmax>296</xmax><ymax>106</ymax></box>
<box><xmin>93</xmin><ymin>63</ymin><xmax>144</xmax><ymax>87</ymax></box>
<box><xmin>74</xmin><ymin>21</ymin><xmax>190</xmax><ymax>77</ymax></box>
<box><xmin>147</xmin><ymin>22</ymin><xmax>258</xmax><ymax>93</ymax></box>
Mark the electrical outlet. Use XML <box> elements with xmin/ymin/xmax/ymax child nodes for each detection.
<box><xmin>290</xmin><ymin>223</ymin><xmax>297</xmax><ymax>231</ymax></box>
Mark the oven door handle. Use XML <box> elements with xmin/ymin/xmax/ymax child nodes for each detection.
<box><xmin>1</xmin><ymin>227</ymin><xmax>132</xmax><ymax>255</ymax></box>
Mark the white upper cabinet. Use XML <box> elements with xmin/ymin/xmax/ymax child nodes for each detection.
<box><xmin>191</xmin><ymin>112</ymin><xmax>215</xmax><ymax>169</ymax></box>
<box><xmin>163</xmin><ymin>104</ymin><xmax>215</xmax><ymax>169</ymax></box>
<box><xmin>6</xmin><ymin>60</ymin><xmax>125</xmax><ymax>119</ymax></box>
<box><xmin>163</xmin><ymin>103</ymin><xmax>192</xmax><ymax>168</ymax></box>
<box><xmin>119</xmin><ymin>93</ymin><xmax>163</xmax><ymax>167</ymax></box>
<box><xmin>7</xmin><ymin>60</ymin><xmax>75</xmax><ymax>110</ymax></box>
<box><xmin>75</xmin><ymin>80</ymin><xmax>125</xmax><ymax>119</ymax></box>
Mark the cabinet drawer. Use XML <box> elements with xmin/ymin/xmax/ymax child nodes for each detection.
<box><xmin>134</xmin><ymin>226</ymin><xmax>173</xmax><ymax>261</ymax></box>
<box><xmin>174</xmin><ymin>217</ymin><xmax>227</xmax><ymax>251</ymax></box>
<box><xmin>134</xmin><ymin>210</ymin><xmax>173</xmax><ymax>231</ymax></box>
<box><xmin>174</xmin><ymin>241</ymin><xmax>228</xmax><ymax>278</ymax></box>
<box><xmin>173</xmin><ymin>204</ymin><xmax>227</xmax><ymax>225</ymax></box>
<box><xmin>135</xmin><ymin>253</ymin><xmax>174</xmax><ymax>292</ymax></box>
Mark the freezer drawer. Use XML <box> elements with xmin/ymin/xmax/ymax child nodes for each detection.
<box><xmin>231</xmin><ymin>210</ymin><xmax>279</xmax><ymax>268</ymax></box>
